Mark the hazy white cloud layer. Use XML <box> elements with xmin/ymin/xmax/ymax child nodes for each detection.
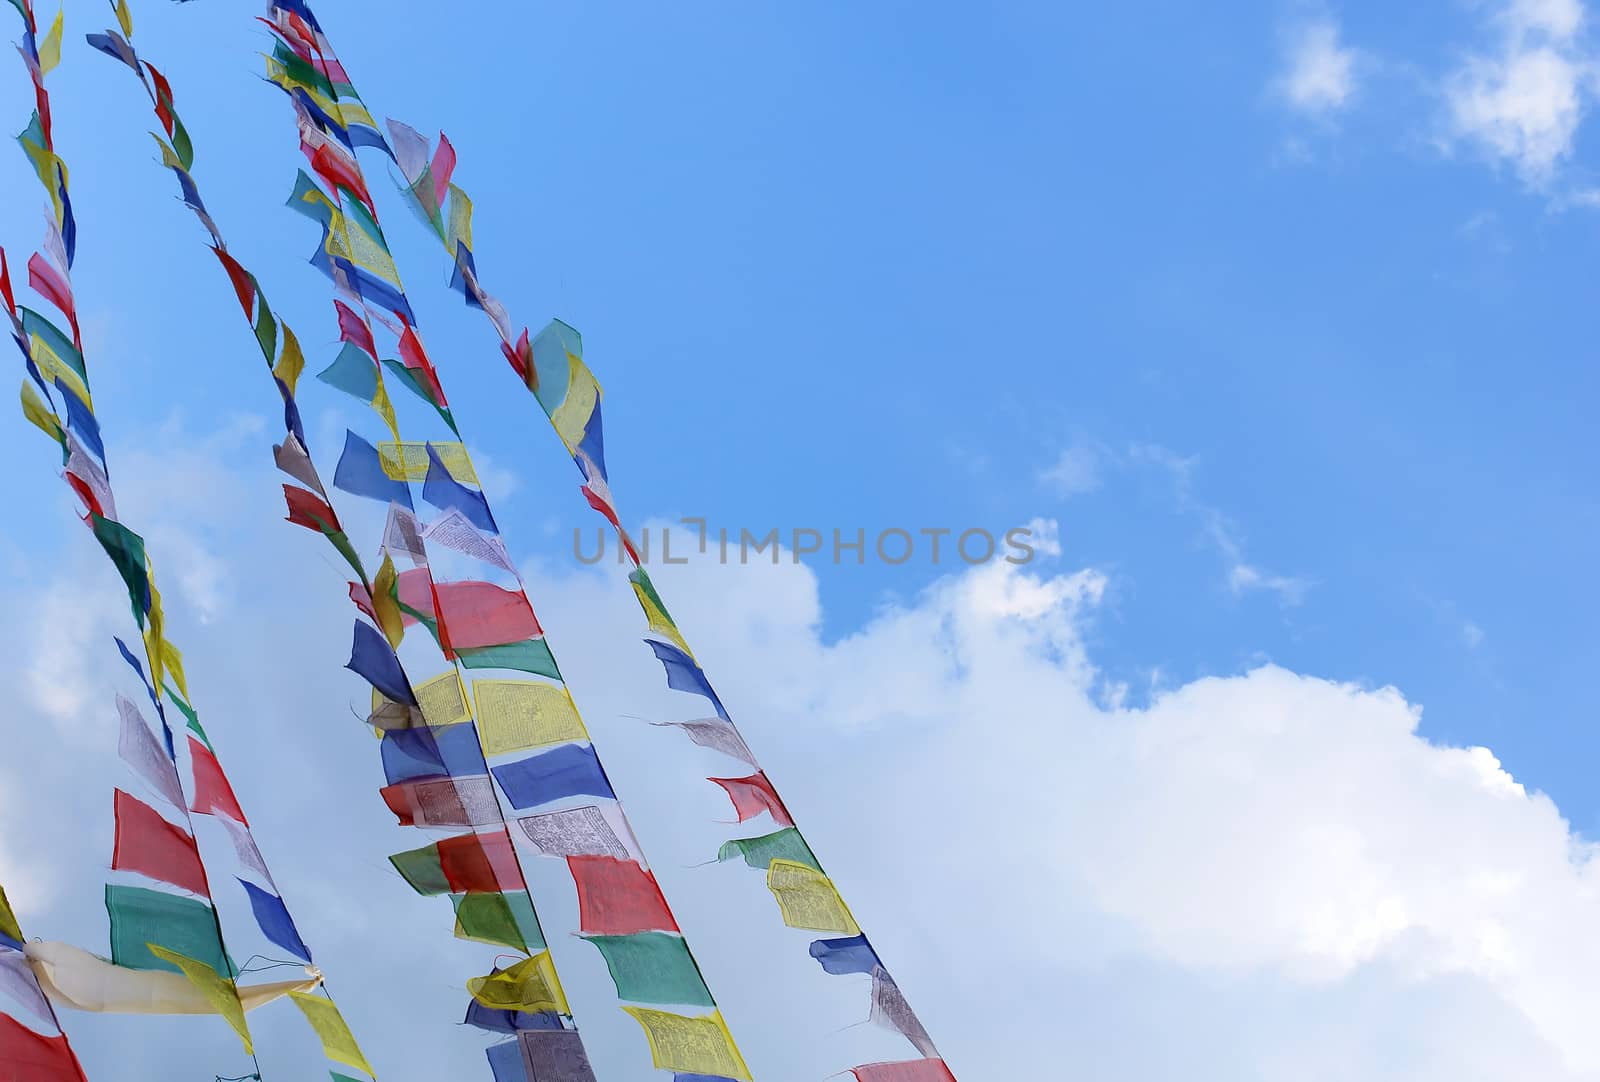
<box><xmin>1</xmin><ymin>422</ymin><xmax>1599</xmax><ymax>1081</ymax></box>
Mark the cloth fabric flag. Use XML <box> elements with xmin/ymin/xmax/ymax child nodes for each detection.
<box><xmin>380</xmin><ymin>775</ymin><xmax>501</xmax><ymax>828</ymax></box>
<box><xmin>473</xmin><ymin>679</ymin><xmax>587</xmax><ymax>757</ymax></box>
<box><xmin>717</xmin><ymin>828</ymin><xmax>818</xmax><ymax>871</ymax></box>
<box><xmin>709</xmin><ymin>772</ymin><xmax>792</xmax><ymax>827</ymax></box>
<box><xmin>646</xmin><ymin>641</ymin><xmax>727</xmax><ymax>719</ymax></box>
<box><xmin>288</xmin><ymin>990</ymin><xmax>375</xmax><ymax>1078</ymax></box>
<box><xmin>567</xmin><ymin>856</ymin><xmax>677</xmax><ymax>935</ymax></box>
<box><xmin>451</xmin><ymin>890</ymin><xmax>543</xmax><ymax>953</ymax></box>
<box><xmin>433</xmin><ymin>580</ymin><xmax>540</xmax><ymax>654</ymax></box>
<box><xmin>146</xmin><ymin>945</ymin><xmax>252</xmax><ymax>1054</ymax></box>
<box><xmin>105</xmin><ymin>884</ymin><xmax>231</xmax><ymax>976</ymax></box>
<box><xmin>414</xmin><ymin>670</ymin><xmax>470</xmax><ymax>726</ymax></box>
<box><xmin>651</xmin><ymin>718</ymin><xmax>757</xmax><ymax>770</ymax></box>
<box><xmin>421</xmin><ymin>445</ymin><xmax>495</xmax><ymax>534</ymax></box>
<box><xmin>765</xmin><ymin>860</ymin><xmax>860</xmax><ymax>935</ymax></box>
<box><xmin>510</xmin><ymin>1029</ymin><xmax>598</xmax><ymax>1082</ymax></box>
<box><xmin>808</xmin><ymin>935</ymin><xmax>882</xmax><ymax>976</ymax></box>
<box><xmin>517</xmin><ymin>803</ymin><xmax>642</xmax><ymax>863</ymax></box>
<box><xmin>188</xmin><ymin>737</ymin><xmax>248</xmax><ymax>824</ymax></box>
<box><xmin>458</xmin><ymin>639</ymin><xmax>560</xmax><ymax>679</ymax></box>
<box><xmin>0</xmin><ymin>1013</ymin><xmax>87</xmax><ymax>1082</ymax></box>
<box><xmin>438</xmin><ymin>829</ymin><xmax>525</xmax><ymax>894</ymax></box>
<box><xmin>466</xmin><ymin>952</ymin><xmax>569</xmax><ymax>1015</ymax></box>
<box><xmin>24</xmin><ymin>938</ymin><xmax>317</xmax><ymax>1016</ymax></box>
<box><xmin>870</xmin><ymin>969</ymin><xmax>938</xmax><ymax>1058</ymax></box>
<box><xmin>116</xmin><ymin>694</ymin><xmax>183</xmax><ymax>808</ymax></box>
<box><xmin>332</xmin><ymin>428</ymin><xmax>411</xmax><ymax>508</ymax></box>
<box><xmin>582</xmin><ymin>933</ymin><xmax>713</xmax><ymax>1007</ymax></box>
<box><xmin>219</xmin><ymin>818</ymin><xmax>273</xmax><ymax>885</ymax></box>
<box><xmin>379</xmin><ymin>721</ymin><xmax>487</xmax><ymax>784</ymax></box>
<box><xmin>347</xmin><ymin>619</ymin><xmax>415</xmax><ymax>706</ymax></box>
<box><xmin>492</xmin><ymin>743</ymin><xmax>614</xmax><ymax>809</ymax></box>
<box><xmin>238</xmin><ymin>880</ymin><xmax>312</xmax><ymax>963</ymax></box>
<box><xmin>389</xmin><ymin>842</ymin><xmax>449</xmax><ymax>896</ymax></box>
<box><xmin>112</xmin><ymin>789</ymin><xmax>209</xmax><ymax>897</ymax></box>
<box><xmin>463</xmin><ymin>999</ymin><xmax>564</xmax><ymax>1035</ymax></box>
<box><xmin>0</xmin><ymin>950</ymin><xmax>56</xmax><ymax>1026</ymax></box>
<box><xmin>850</xmin><ymin>1061</ymin><xmax>957</xmax><ymax>1082</ymax></box>
<box><xmin>621</xmin><ymin>1007</ymin><xmax>751</xmax><ymax>1081</ymax></box>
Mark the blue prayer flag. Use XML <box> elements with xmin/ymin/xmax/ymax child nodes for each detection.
<box><xmin>492</xmin><ymin>744</ymin><xmax>614</xmax><ymax>810</ymax></box>
<box><xmin>238</xmin><ymin>880</ymin><xmax>311</xmax><ymax>963</ymax></box>
<box><xmin>422</xmin><ymin>444</ymin><xmax>496</xmax><ymax>534</ymax></box>
<box><xmin>646</xmin><ymin>641</ymin><xmax>728</xmax><ymax>719</ymax></box>
<box><xmin>808</xmin><ymin>934</ymin><xmax>882</xmax><ymax>976</ymax></box>
<box><xmin>333</xmin><ymin>429</ymin><xmax>411</xmax><ymax>509</ymax></box>
<box><xmin>347</xmin><ymin>620</ymin><xmax>415</xmax><ymax>705</ymax></box>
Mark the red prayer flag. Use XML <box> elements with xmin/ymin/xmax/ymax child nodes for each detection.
<box><xmin>26</xmin><ymin>252</ymin><xmax>74</xmax><ymax>331</ymax></box>
<box><xmin>112</xmin><ymin>789</ymin><xmax>209</xmax><ymax>897</ymax></box>
<box><xmin>0</xmin><ymin>248</ymin><xmax>16</xmax><ymax>314</ymax></box>
<box><xmin>310</xmin><ymin>143</ymin><xmax>374</xmax><ymax>214</ymax></box>
<box><xmin>146</xmin><ymin>63</ymin><xmax>176</xmax><ymax>137</ymax></box>
<box><xmin>567</xmin><ymin>856</ymin><xmax>678</xmax><ymax>935</ymax></box>
<box><xmin>334</xmin><ymin>299</ymin><xmax>377</xmax><ymax>360</ymax></box>
<box><xmin>433</xmin><ymin>580</ymin><xmax>541</xmax><ymax>655</ymax></box>
<box><xmin>397</xmin><ymin>321</ymin><xmax>447</xmax><ymax>406</ymax></box>
<box><xmin>0</xmin><ymin>1013</ymin><xmax>89</xmax><ymax>1082</ymax></box>
<box><xmin>582</xmin><ymin>484</ymin><xmax>640</xmax><ymax>565</ymax></box>
<box><xmin>189</xmin><ymin>737</ymin><xmax>248</xmax><ymax>825</ymax></box>
<box><xmin>709</xmin><ymin>772</ymin><xmax>793</xmax><ymax>827</ymax></box>
<box><xmin>852</xmin><ymin>1061</ymin><xmax>957</xmax><ymax>1082</ymax></box>
<box><xmin>64</xmin><ymin>472</ymin><xmax>103</xmax><ymax>520</ymax></box>
<box><xmin>438</xmin><ymin>829</ymin><xmax>525</xmax><ymax>893</ymax></box>
<box><xmin>283</xmin><ymin>484</ymin><xmax>339</xmax><ymax>534</ymax></box>
<box><xmin>209</xmin><ymin>246</ymin><xmax>256</xmax><ymax>319</ymax></box>
<box><xmin>430</xmin><ymin>133</ymin><xmax>456</xmax><ymax>209</ymax></box>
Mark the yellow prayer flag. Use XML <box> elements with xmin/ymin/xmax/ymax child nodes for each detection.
<box><xmin>289</xmin><ymin>991</ymin><xmax>375</xmax><ymax>1078</ymax></box>
<box><xmin>142</xmin><ymin>574</ymin><xmax>168</xmax><ymax>697</ymax></box>
<box><xmin>622</xmin><ymin>1007</ymin><xmax>751</xmax><ymax>1081</ymax></box>
<box><xmin>274</xmin><ymin>323</ymin><xmax>306</xmax><ymax>394</ymax></box>
<box><xmin>38</xmin><ymin>10</ymin><xmax>64</xmax><ymax>76</ymax></box>
<box><xmin>632</xmin><ymin>581</ymin><xmax>694</xmax><ymax>658</ymax></box>
<box><xmin>147</xmin><ymin>946</ymin><xmax>252</xmax><ymax>1055</ymax></box>
<box><xmin>549</xmin><ymin>356</ymin><xmax>600</xmax><ymax>453</ymax></box>
<box><xmin>375</xmin><ymin>440</ymin><xmax>478</xmax><ymax>484</ymax></box>
<box><xmin>149</xmin><ymin>132</ymin><xmax>183</xmax><ymax>171</ymax></box>
<box><xmin>337</xmin><ymin>99</ymin><xmax>378</xmax><ymax>133</ymax></box>
<box><xmin>371</xmin><ymin>379</ymin><xmax>401</xmax><ymax>446</ymax></box>
<box><xmin>161</xmin><ymin>638</ymin><xmax>190</xmax><ymax>702</ymax></box>
<box><xmin>0</xmin><ymin>885</ymin><xmax>25</xmax><ymax>945</ymax></box>
<box><xmin>29</xmin><ymin>333</ymin><xmax>91</xmax><ymax>408</ymax></box>
<box><xmin>446</xmin><ymin>183</ymin><xmax>473</xmax><ymax>253</ymax></box>
<box><xmin>466</xmin><ymin>952</ymin><xmax>569</xmax><ymax>1015</ymax></box>
<box><xmin>414</xmin><ymin>670</ymin><xmax>470</xmax><ymax>728</ymax></box>
<box><xmin>20</xmin><ymin>381</ymin><xmax>63</xmax><ymax>443</ymax></box>
<box><xmin>472</xmin><ymin>680</ymin><xmax>587</xmax><ymax>757</ymax></box>
<box><xmin>372</xmin><ymin>552</ymin><xmax>403</xmax><ymax>649</ymax></box>
<box><xmin>766</xmin><ymin>859</ymin><xmax>860</xmax><ymax>935</ymax></box>
<box><xmin>114</xmin><ymin>0</ymin><xmax>132</xmax><ymax>39</ymax></box>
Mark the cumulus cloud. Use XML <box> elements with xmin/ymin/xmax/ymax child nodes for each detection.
<box><xmin>1446</xmin><ymin>0</ymin><xmax>1594</xmax><ymax>185</ymax></box>
<box><xmin>1277</xmin><ymin>16</ymin><xmax>1360</xmax><ymax>114</ymax></box>
<box><xmin>5</xmin><ymin>413</ymin><xmax>1598</xmax><ymax>1079</ymax></box>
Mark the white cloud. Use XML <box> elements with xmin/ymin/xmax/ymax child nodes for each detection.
<box><xmin>7</xmin><ymin>415</ymin><xmax>1600</xmax><ymax>1079</ymax></box>
<box><xmin>1446</xmin><ymin>0</ymin><xmax>1593</xmax><ymax>185</ymax></box>
<box><xmin>1277</xmin><ymin>17</ymin><xmax>1360</xmax><ymax>114</ymax></box>
<box><xmin>1039</xmin><ymin>444</ymin><xmax>1104</xmax><ymax>497</ymax></box>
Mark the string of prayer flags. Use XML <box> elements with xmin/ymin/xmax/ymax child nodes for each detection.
<box><xmin>7</xmin><ymin>11</ymin><xmax>380</xmax><ymax>1077</ymax></box>
<box><xmin>375</xmin><ymin>83</ymin><xmax>958</xmax><ymax>1063</ymax></box>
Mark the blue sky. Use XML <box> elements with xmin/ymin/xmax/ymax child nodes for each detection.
<box><xmin>2</xmin><ymin>0</ymin><xmax>1600</xmax><ymax>1079</ymax></box>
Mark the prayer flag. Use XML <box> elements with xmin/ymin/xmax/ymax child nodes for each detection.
<box><xmin>112</xmin><ymin>789</ymin><xmax>209</xmax><ymax>897</ymax></box>
<box><xmin>582</xmin><ymin>933</ymin><xmax>713</xmax><ymax>1007</ymax></box>
<box><xmin>239</xmin><ymin>880</ymin><xmax>312</xmax><ymax>963</ymax></box>
<box><xmin>289</xmin><ymin>991</ymin><xmax>375</xmax><ymax>1078</ymax></box>
<box><xmin>567</xmin><ymin>856</ymin><xmax>676</xmax><ymax>935</ymax></box>
<box><xmin>621</xmin><ymin>1007</ymin><xmax>750</xmax><ymax>1081</ymax></box>
<box><xmin>492</xmin><ymin>743</ymin><xmax>613</xmax><ymax>810</ymax></box>
<box><xmin>709</xmin><ymin>772</ymin><xmax>792</xmax><ymax>827</ymax></box>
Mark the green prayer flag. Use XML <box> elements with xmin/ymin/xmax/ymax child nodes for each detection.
<box><xmin>163</xmin><ymin>685</ymin><xmax>210</xmax><ymax>749</ymax></box>
<box><xmin>272</xmin><ymin>41</ymin><xmax>336</xmax><ymax>99</ymax></box>
<box><xmin>20</xmin><ymin>307</ymin><xmax>85</xmax><ymax>379</ymax></box>
<box><xmin>451</xmin><ymin>890</ymin><xmax>545</xmax><ymax>953</ymax></box>
<box><xmin>389</xmin><ymin>843</ymin><xmax>448</xmax><ymax>896</ymax></box>
<box><xmin>252</xmin><ymin>284</ymin><xmax>278</xmax><ymax>364</ymax></box>
<box><xmin>582</xmin><ymin>932</ymin><xmax>713</xmax><ymax>1007</ymax></box>
<box><xmin>717</xmin><ymin>828</ymin><xmax>821</xmax><ymax>871</ymax></box>
<box><xmin>105</xmin><ymin>884</ymin><xmax>233</xmax><ymax>976</ymax></box>
<box><xmin>90</xmin><ymin>514</ymin><xmax>151</xmax><ymax>628</ymax></box>
<box><xmin>457</xmin><ymin>639</ymin><xmax>561</xmax><ymax>680</ymax></box>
